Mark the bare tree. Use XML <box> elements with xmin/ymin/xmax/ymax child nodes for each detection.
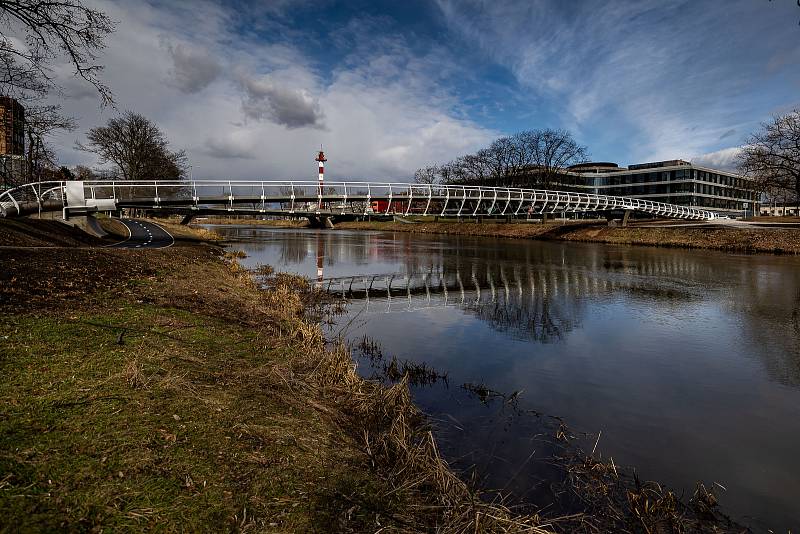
<box><xmin>77</xmin><ymin>111</ymin><xmax>187</xmax><ymax>181</ymax></box>
<box><xmin>458</xmin><ymin>153</ymin><xmax>492</xmax><ymax>184</ymax></box>
<box><xmin>437</xmin><ymin>162</ymin><xmax>456</xmax><ymax>184</ymax></box>
<box><xmin>0</xmin><ymin>0</ymin><xmax>115</xmax><ymax>104</ymax></box>
<box><xmin>480</xmin><ymin>137</ymin><xmax>515</xmax><ymax>183</ymax></box>
<box><xmin>418</xmin><ymin>128</ymin><xmax>588</xmax><ymax>188</ymax></box>
<box><xmin>517</xmin><ymin>129</ymin><xmax>589</xmax><ymax>187</ymax></box>
<box><xmin>24</xmin><ymin>104</ymin><xmax>75</xmax><ymax>179</ymax></box>
<box><xmin>73</xmin><ymin>164</ymin><xmax>95</xmax><ymax>180</ymax></box>
<box><xmin>738</xmin><ymin>109</ymin><xmax>800</xmax><ymax>212</ymax></box>
<box><xmin>414</xmin><ymin>165</ymin><xmax>440</xmax><ymax>185</ymax></box>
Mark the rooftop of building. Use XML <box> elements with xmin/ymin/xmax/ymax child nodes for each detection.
<box><xmin>568</xmin><ymin>159</ymin><xmax>744</xmax><ymax>178</ymax></box>
<box><xmin>566</xmin><ymin>162</ymin><xmax>625</xmax><ymax>173</ymax></box>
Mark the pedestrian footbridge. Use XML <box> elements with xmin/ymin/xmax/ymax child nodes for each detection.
<box><xmin>0</xmin><ymin>180</ymin><xmax>719</xmax><ymax>221</ymax></box>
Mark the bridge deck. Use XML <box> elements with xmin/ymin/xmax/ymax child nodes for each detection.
<box><xmin>0</xmin><ymin>180</ymin><xmax>720</xmax><ymax>220</ymax></box>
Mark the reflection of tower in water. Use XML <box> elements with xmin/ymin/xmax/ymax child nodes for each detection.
<box><xmin>316</xmin><ymin>232</ymin><xmax>325</xmax><ymax>285</ymax></box>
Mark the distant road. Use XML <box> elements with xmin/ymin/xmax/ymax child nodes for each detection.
<box><xmin>111</xmin><ymin>219</ymin><xmax>174</xmax><ymax>249</ymax></box>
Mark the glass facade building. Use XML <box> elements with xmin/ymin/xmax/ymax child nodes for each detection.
<box><xmin>566</xmin><ymin>160</ymin><xmax>756</xmax><ymax>214</ymax></box>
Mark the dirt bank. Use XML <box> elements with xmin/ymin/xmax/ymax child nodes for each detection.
<box><xmin>0</xmin><ymin>218</ymin><xmax>105</xmax><ymax>247</ymax></box>
<box><xmin>335</xmin><ymin>220</ymin><xmax>800</xmax><ymax>254</ymax></box>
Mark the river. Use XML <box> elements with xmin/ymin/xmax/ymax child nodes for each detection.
<box><xmin>210</xmin><ymin>225</ymin><xmax>800</xmax><ymax>532</ymax></box>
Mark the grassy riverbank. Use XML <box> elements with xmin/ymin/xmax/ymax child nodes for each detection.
<box><xmin>336</xmin><ymin>220</ymin><xmax>800</xmax><ymax>254</ymax></box>
<box><xmin>193</xmin><ymin>216</ymin><xmax>309</xmax><ymax>227</ymax></box>
<box><xmin>0</xmin><ymin>218</ymin><xmax>746</xmax><ymax>532</ymax></box>
<box><xmin>0</xmin><ymin>229</ymin><xmax>551</xmax><ymax>531</ymax></box>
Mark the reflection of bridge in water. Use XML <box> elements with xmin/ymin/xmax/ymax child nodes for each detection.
<box><xmin>322</xmin><ymin>254</ymin><xmax>714</xmax><ymax>305</ymax></box>
<box><xmin>321</xmin><ymin>255</ymin><xmax>708</xmax><ymax>342</ymax></box>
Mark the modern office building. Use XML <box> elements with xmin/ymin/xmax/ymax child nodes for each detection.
<box><xmin>565</xmin><ymin>159</ymin><xmax>756</xmax><ymax>215</ymax></box>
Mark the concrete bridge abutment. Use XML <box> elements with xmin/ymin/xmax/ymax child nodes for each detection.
<box><xmin>307</xmin><ymin>215</ymin><xmax>335</xmax><ymax>229</ymax></box>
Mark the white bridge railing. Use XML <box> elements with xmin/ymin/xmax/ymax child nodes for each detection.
<box><xmin>0</xmin><ymin>180</ymin><xmax>718</xmax><ymax>220</ymax></box>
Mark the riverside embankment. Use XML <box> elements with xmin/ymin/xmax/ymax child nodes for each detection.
<box><xmin>334</xmin><ymin>219</ymin><xmax>800</xmax><ymax>254</ymax></box>
<box><xmin>0</xmin><ymin>219</ymin><xmax>554</xmax><ymax>532</ymax></box>
<box><xmin>1</xmin><ymin>218</ymin><xmax>750</xmax><ymax>532</ymax></box>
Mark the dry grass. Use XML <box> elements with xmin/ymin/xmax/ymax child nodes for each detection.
<box><xmin>96</xmin><ymin>215</ymin><xmax>132</xmax><ymax>238</ymax></box>
<box><xmin>194</xmin><ymin>216</ymin><xmax>308</xmax><ymax>227</ymax></box>
<box><xmin>122</xmin><ymin>358</ymin><xmax>147</xmax><ymax>389</ymax></box>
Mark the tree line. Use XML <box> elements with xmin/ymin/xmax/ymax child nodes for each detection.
<box><xmin>414</xmin><ymin>128</ymin><xmax>589</xmax><ymax>188</ymax></box>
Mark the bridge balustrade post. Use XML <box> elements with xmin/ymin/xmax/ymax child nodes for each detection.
<box><xmin>260</xmin><ymin>182</ymin><xmax>266</xmax><ymax>213</ymax></box>
<box><xmin>538</xmin><ymin>192</ymin><xmax>548</xmax><ymax>215</ymax></box>
<box><xmin>423</xmin><ymin>185</ymin><xmax>432</xmax><ymax>216</ymax></box>
<box><xmin>514</xmin><ymin>190</ymin><xmax>524</xmax><ymax>215</ymax></box>
<box><xmin>550</xmin><ymin>192</ymin><xmax>560</xmax><ymax>214</ymax></box>
<box><xmin>500</xmin><ymin>188</ymin><xmax>511</xmax><ymax>215</ymax></box>
<box><xmin>487</xmin><ymin>188</ymin><xmax>498</xmax><ymax>215</ymax></box>
<box><xmin>472</xmin><ymin>187</ymin><xmax>483</xmax><ymax>216</ymax></box>
<box><xmin>457</xmin><ymin>187</ymin><xmax>467</xmax><ymax>217</ymax></box>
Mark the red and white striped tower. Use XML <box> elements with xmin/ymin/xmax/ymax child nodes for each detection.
<box><xmin>315</xmin><ymin>148</ymin><xmax>327</xmax><ymax>210</ymax></box>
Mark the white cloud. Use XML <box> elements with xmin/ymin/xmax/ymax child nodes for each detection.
<box><xmin>238</xmin><ymin>73</ymin><xmax>325</xmax><ymax>129</ymax></box>
<box><xmin>48</xmin><ymin>0</ymin><xmax>494</xmax><ymax>182</ymax></box>
<box><xmin>202</xmin><ymin>134</ymin><xmax>257</xmax><ymax>160</ymax></box>
<box><xmin>436</xmin><ymin>0</ymin><xmax>800</xmax><ymax>162</ymax></box>
<box><xmin>165</xmin><ymin>42</ymin><xmax>222</xmax><ymax>94</ymax></box>
<box><xmin>691</xmin><ymin>147</ymin><xmax>741</xmax><ymax>171</ymax></box>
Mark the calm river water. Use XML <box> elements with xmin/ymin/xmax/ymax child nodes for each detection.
<box><xmin>212</xmin><ymin>225</ymin><xmax>800</xmax><ymax>531</ymax></box>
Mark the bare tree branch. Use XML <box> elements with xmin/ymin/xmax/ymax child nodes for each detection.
<box><xmin>0</xmin><ymin>0</ymin><xmax>115</xmax><ymax>105</ymax></box>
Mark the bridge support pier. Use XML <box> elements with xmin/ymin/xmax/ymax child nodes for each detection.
<box><xmin>622</xmin><ymin>209</ymin><xmax>632</xmax><ymax>227</ymax></box>
<box><xmin>307</xmin><ymin>215</ymin><xmax>335</xmax><ymax>229</ymax></box>
<box><xmin>180</xmin><ymin>214</ymin><xmax>195</xmax><ymax>225</ymax></box>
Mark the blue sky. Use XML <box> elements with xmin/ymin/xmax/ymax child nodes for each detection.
<box><xmin>55</xmin><ymin>0</ymin><xmax>800</xmax><ymax>180</ymax></box>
